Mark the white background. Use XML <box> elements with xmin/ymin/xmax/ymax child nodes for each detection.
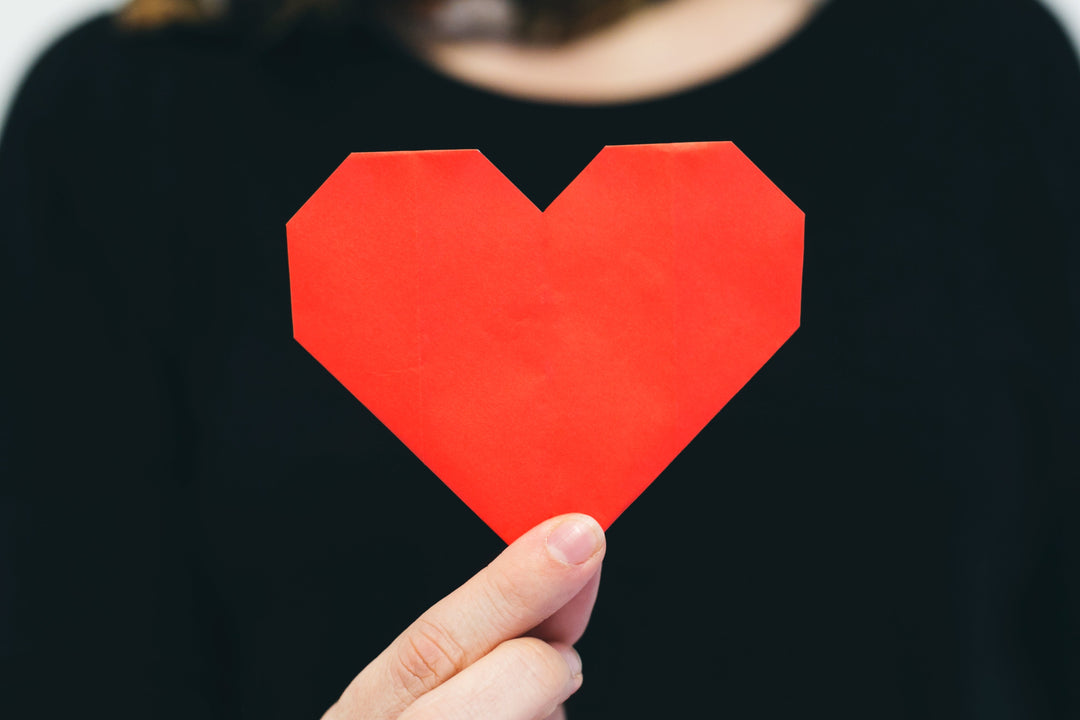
<box><xmin>2</xmin><ymin>0</ymin><xmax>1080</xmax><ymax>131</ymax></box>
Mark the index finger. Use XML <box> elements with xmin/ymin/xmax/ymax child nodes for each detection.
<box><xmin>337</xmin><ymin>514</ymin><xmax>605</xmax><ymax>718</ymax></box>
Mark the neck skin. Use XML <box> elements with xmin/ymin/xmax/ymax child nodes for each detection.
<box><xmin>408</xmin><ymin>0</ymin><xmax>827</xmax><ymax>105</ymax></box>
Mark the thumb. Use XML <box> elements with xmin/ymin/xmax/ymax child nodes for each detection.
<box><xmin>334</xmin><ymin>514</ymin><xmax>605</xmax><ymax>718</ymax></box>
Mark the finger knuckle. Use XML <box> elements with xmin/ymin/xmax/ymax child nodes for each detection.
<box><xmin>481</xmin><ymin>570</ymin><xmax>533</xmax><ymax>628</ymax></box>
<box><xmin>503</xmin><ymin>637</ymin><xmax>572</xmax><ymax>690</ymax></box>
<box><xmin>391</xmin><ymin>617</ymin><xmax>470</xmax><ymax>699</ymax></box>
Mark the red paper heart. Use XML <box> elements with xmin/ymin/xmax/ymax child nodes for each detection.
<box><xmin>287</xmin><ymin>142</ymin><xmax>803</xmax><ymax>542</ymax></box>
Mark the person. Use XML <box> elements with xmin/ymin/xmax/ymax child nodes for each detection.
<box><xmin>2</xmin><ymin>0</ymin><xmax>1078</xmax><ymax>717</ymax></box>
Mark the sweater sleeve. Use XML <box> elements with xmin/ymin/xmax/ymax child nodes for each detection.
<box><xmin>0</xmin><ymin>18</ymin><xmax>192</xmax><ymax>719</ymax></box>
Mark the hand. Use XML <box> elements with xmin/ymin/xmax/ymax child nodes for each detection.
<box><xmin>323</xmin><ymin>514</ymin><xmax>606</xmax><ymax>720</ymax></box>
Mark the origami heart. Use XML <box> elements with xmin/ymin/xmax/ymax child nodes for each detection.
<box><xmin>287</xmin><ymin>142</ymin><xmax>803</xmax><ymax>542</ymax></box>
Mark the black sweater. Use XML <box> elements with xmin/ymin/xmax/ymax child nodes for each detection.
<box><xmin>2</xmin><ymin>1</ymin><xmax>1079</xmax><ymax>717</ymax></box>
